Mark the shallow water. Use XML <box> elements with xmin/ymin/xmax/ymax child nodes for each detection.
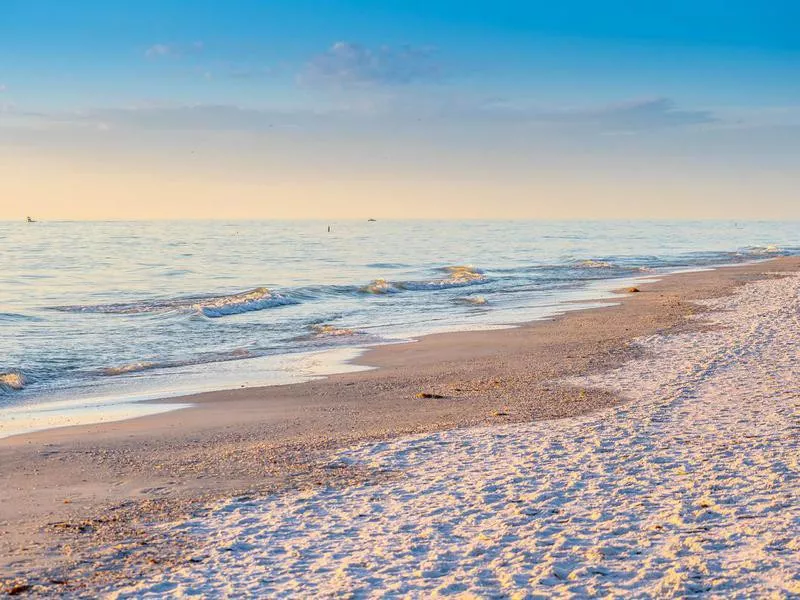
<box><xmin>1</xmin><ymin>220</ymin><xmax>797</xmax><ymax>425</ymax></box>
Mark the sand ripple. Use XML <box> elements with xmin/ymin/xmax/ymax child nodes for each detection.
<box><xmin>108</xmin><ymin>273</ymin><xmax>800</xmax><ymax>598</ymax></box>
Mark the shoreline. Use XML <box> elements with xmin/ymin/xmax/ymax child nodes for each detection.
<box><xmin>0</xmin><ymin>258</ymin><xmax>772</xmax><ymax>443</ymax></box>
<box><xmin>1</xmin><ymin>256</ymin><xmax>798</xmax><ymax>594</ymax></box>
<box><xmin>0</xmin><ymin>265</ymin><xmax>665</xmax><ymax>442</ymax></box>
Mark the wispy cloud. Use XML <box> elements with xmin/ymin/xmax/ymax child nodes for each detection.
<box><xmin>0</xmin><ymin>97</ymin><xmax>726</xmax><ymax>136</ymax></box>
<box><xmin>85</xmin><ymin>105</ymin><xmax>309</xmax><ymax>131</ymax></box>
<box><xmin>143</xmin><ymin>41</ymin><xmax>275</xmax><ymax>82</ymax></box>
<box><xmin>144</xmin><ymin>44</ymin><xmax>171</xmax><ymax>58</ymax></box>
<box><xmin>144</xmin><ymin>41</ymin><xmax>204</xmax><ymax>59</ymax></box>
<box><xmin>1</xmin><ymin>104</ymin><xmax>325</xmax><ymax>133</ymax></box>
<box><xmin>392</xmin><ymin>95</ymin><xmax>717</xmax><ymax>133</ymax></box>
<box><xmin>531</xmin><ymin>98</ymin><xmax>717</xmax><ymax>132</ymax></box>
<box><xmin>299</xmin><ymin>42</ymin><xmax>440</xmax><ymax>87</ymax></box>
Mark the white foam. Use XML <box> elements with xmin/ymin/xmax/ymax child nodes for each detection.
<box><xmin>0</xmin><ymin>370</ymin><xmax>26</xmax><ymax>391</ymax></box>
<box><xmin>198</xmin><ymin>287</ymin><xmax>295</xmax><ymax>317</ymax></box>
<box><xmin>0</xmin><ymin>347</ymin><xmax>373</xmax><ymax>440</ymax></box>
<box><xmin>105</xmin><ymin>273</ymin><xmax>800</xmax><ymax>598</ymax></box>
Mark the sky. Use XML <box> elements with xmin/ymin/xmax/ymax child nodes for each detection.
<box><xmin>1</xmin><ymin>1</ymin><xmax>798</xmax><ymax>220</ymax></box>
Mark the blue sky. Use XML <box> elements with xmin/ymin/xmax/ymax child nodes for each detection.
<box><xmin>1</xmin><ymin>1</ymin><xmax>798</xmax><ymax>218</ymax></box>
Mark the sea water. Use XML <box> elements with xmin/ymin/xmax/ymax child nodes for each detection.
<box><xmin>1</xmin><ymin>220</ymin><xmax>797</xmax><ymax>435</ymax></box>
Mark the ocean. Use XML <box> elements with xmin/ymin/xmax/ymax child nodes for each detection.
<box><xmin>1</xmin><ymin>219</ymin><xmax>797</xmax><ymax>435</ymax></box>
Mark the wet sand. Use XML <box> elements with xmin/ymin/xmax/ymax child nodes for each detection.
<box><xmin>1</xmin><ymin>257</ymin><xmax>798</xmax><ymax>595</ymax></box>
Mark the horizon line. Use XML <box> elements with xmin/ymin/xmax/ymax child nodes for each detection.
<box><xmin>3</xmin><ymin>217</ymin><xmax>799</xmax><ymax>224</ymax></box>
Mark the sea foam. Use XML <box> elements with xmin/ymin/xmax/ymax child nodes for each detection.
<box><xmin>197</xmin><ymin>288</ymin><xmax>295</xmax><ymax>317</ymax></box>
<box><xmin>309</xmin><ymin>324</ymin><xmax>363</xmax><ymax>337</ymax></box>
<box><xmin>361</xmin><ymin>266</ymin><xmax>487</xmax><ymax>294</ymax></box>
<box><xmin>0</xmin><ymin>370</ymin><xmax>26</xmax><ymax>392</ymax></box>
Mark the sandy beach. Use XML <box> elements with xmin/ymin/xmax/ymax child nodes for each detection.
<box><xmin>1</xmin><ymin>257</ymin><xmax>798</xmax><ymax>597</ymax></box>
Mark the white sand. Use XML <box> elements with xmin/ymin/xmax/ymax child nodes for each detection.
<box><xmin>107</xmin><ymin>273</ymin><xmax>800</xmax><ymax>598</ymax></box>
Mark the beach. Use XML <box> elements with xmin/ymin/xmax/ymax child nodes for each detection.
<box><xmin>1</xmin><ymin>257</ymin><xmax>798</xmax><ymax>597</ymax></box>
<box><xmin>6</xmin><ymin>0</ymin><xmax>800</xmax><ymax>595</ymax></box>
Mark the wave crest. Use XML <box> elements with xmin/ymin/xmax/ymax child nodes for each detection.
<box><xmin>399</xmin><ymin>265</ymin><xmax>488</xmax><ymax>291</ymax></box>
<box><xmin>454</xmin><ymin>296</ymin><xmax>488</xmax><ymax>305</ymax></box>
<box><xmin>102</xmin><ymin>361</ymin><xmax>158</xmax><ymax>376</ymax></box>
<box><xmin>0</xmin><ymin>370</ymin><xmax>26</xmax><ymax>392</ymax></box>
<box><xmin>575</xmin><ymin>260</ymin><xmax>615</xmax><ymax>269</ymax></box>
<box><xmin>310</xmin><ymin>324</ymin><xmax>362</xmax><ymax>337</ymax></box>
<box><xmin>744</xmin><ymin>245</ymin><xmax>782</xmax><ymax>255</ymax></box>
<box><xmin>360</xmin><ymin>266</ymin><xmax>487</xmax><ymax>294</ymax></box>
<box><xmin>442</xmin><ymin>265</ymin><xmax>485</xmax><ymax>283</ymax></box>
<box><xmin>52</xmin><ymin>287</ymin><xmax>296</xmax><ymax>318</ymax></box>
<box><xmin>360</xmin><ymin>279</ymin><xmax>401</xmax><ymax>295</ymax></box>
<box><xmin>198</xmin><ymin>288</ymin><xmax>295</xmax><ymax>317</ymax></box>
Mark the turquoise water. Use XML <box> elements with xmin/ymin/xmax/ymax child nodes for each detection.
<box><xmin>1</xmin><ymin>220</ymin><xmax>797</xmax><ymax>417</ymax></box>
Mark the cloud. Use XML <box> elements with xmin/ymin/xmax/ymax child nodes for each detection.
<box><xmin>300</xmin><ymin>42</ymin><xmax>440</xmax><ymax>87</ymax></box>
<box><xmin>145</xmin><ymin>44</ymin><xmax>171</xmax><ymax>58</ymax></box>
<box><xmin>20</xmin><ymin>104</ymin><xmax>327</xmax><ymax>133</ymax></box>
<box><xmin>145</xmin><ymin>41</ymin><xmax>204</xmax><ymax>59</ymax></box>
<box><xmin>710</xmin><ymin>105</ymin><xmax>800</xmax><ymax>129</ymax></box>
<box><xmin>0</xmin><ymin>84</ymin><xmax>6</xmax><ymax>93</ymax></box>
<box><xmin>97</xmin><ymin>105</ymin><xmax>291</xmax><ymax>131</ymax></box>
<box><xmin>537</xmin><ymin>98</ymin><xmax>717</xmax><ymax>132</ymax></box>
<box><xmin>0</xmin><ymin>97</ymin><xmax>722</xmax><ymax>137</ymax></box>
<box><xmin>413</xmin><ymin>96</ymin><xmax>717</xmax><ymax>133</ymax></box>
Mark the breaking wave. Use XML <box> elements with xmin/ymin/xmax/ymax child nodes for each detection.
<box><xmin>360</xmin><ymin>279</ymin><xmax>402</xmax><ymax>295</ymax></box>
<box><xmin>52</xmin><ymin>287</ymin><xmax>297</xmax><ymax>318</ymax></box>
<box><xmin>198</xmin><ymin>288</ymin><xmax>295</xmax><ymax>317</ymax></box>
<box><xmin>742</xmin><ymin>245</ymin><xmax>782</xmax><ymax>255</ymax></box>
<box><xmin>0</xmin><ymin>370</ymin><xmax>26</xmax><ymax>392</ymax></box>
<box><xmin>454</xmin><ymin>296</ymin><xmax>488</xmax><ymax>306</ymax></box>
<box><xmin>309</xmin><ymin>324</ymin><xmax>364</xmax><ymax>337</ymax></box>
<box><xmin>101</xmin><ymin>348</ymin><xmax>253</xmax><ymax>377</ymax></box>
<box><xmin>403</xmin><ymin>265</ymin><xmax>486</xmax><ymax>289</ymax></box>
<box><xmin>361</xmin><ymin>266</ymin><xmax>487</xmax><ymax>294</ymax></box>
<box><xmin>102</xmin><ymin>361</ymin><xmax>159</xmax><ymax>376</ymax></box>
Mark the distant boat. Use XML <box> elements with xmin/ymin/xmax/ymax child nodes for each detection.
<box><xmin>26</xmin><ymin>216</ymin><xmax>36</xmax><ymax>223</ymax></box>
<box><xmin>367</xmin><ymin>218</ymin><xmax>377</xmax><ymax>222</ymax></box>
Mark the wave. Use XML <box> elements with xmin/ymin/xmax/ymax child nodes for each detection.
<box><xmin>198</xmin><ymin>288</ymin><xmax>296</xmax><ymax>317</ymax></box>
<box><xmin>52</xmin><ymin>287</ymin><xmax>297</xmax><ymax>318</ymax></box>
<box><xmin>309</xmin><ymin>324</ymin><xmax>364</xmax><ymax>337</ymax></box>
<box><xmin>101</xmin><ymin>348</ymin><xmax>253</xmax><ymax>377</ymax></box>
<box><xmin>454</xmin><ymin>296</ymin><xmax>488</xmax><ymax>306</ymax></box>
<box><xmin>0</xmin><ymin>370</ymin><xmax>26</xmax><ymax>392</ymax></box>
<box><xmin>437</xmin><ymin>265</ymin><xmax>486</xmax><ymax>285</ymax></box>
<box><xmin>363</xmin><ymin>265</ymin><xmax>488</xmax><ymax>294</ymax></box>
<box><xmin>360</xmin><ymin>279</ymin><xmax>402</xmax><ymax>295</ymax></box>
<box><xmin>574</xmin><ymin>259</ymin><xmax>615</xmax><ymax>269</ymax></box>
<box><xmin>742</xmin><ymin>245</ymin><xmax>782</xmax><ymax>256</ymax></box>
<box><xmin>102</xmin><ymin>361</ymin><xmax>159</xmax><ymax>376</ymax></box>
